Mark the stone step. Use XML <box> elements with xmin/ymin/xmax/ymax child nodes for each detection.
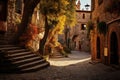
<box><xmin>7</xmin><ymin>49</ymin><xmax>29</xmax><ymax>53</ymax></box>
<box><xmin>0</xmin><ymin>34</ymin><xmax>16</xmax><ymax>44</ymax></box>
<box><xmin>0</xmin><ymin>40</ymin><xmax>7</xmax><ymax>44</ymax></box>
<box><xmin>0</xmin><ymin>37</ymin><xmax>5</xmax><ymax>40</ymax></box>
<box><xmin>21</xmin><ymin>62</ymin><xmax>49</xmax><ymax>72</ymax></box>
<box><xmin>7</xmin><ymin>51</ymin><xmax>32</xmax><ymax>57</ymax></box>
<box><xmin>50</xmin><ymin>52</ymin><xmax>64</xmax><ymax>58</ymax></box>
<box><xmin>5</xmin><ymin>32</ymin><xmax>16</xmax><ymax>36</ymax></box>
<box><xmin>0</xmin><ymin>45</ymin><xmax>15</xmax><ymax>48</ymax></box>
<box><xmin>8</xmin><ymin>53</ymin><xmax>37</xmax><ymax>61</ymax></box>
<box><xmin>0</xmin><ymin>47</ymin><xmax>21</xmax><ymax>50</ymax></box>
<box><xmin>0</xmin><ymin>44</ymin><xmax>50</xmax><ymax>73</ymax></box>
<box><xmin>12</xmin><ymin>56</ymin><xmax>41</xmax><ymax>64</ymax></box>
<box><xmin>18</xmin><ymin>59</ymin><xmax>45</xmax><ymax>69</ymax></box>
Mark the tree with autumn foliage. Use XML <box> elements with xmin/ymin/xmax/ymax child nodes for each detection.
<box><xmin>39</xmin><ymin>0</ymin><xmax>76</xmax><ymax>55</ymax></box>
<box><xmin>18</xmin><ymin>0</ymin><xmax>76</xmax><ymax>56</ymax></box>
<box><xmin>17</xmin><ymin>0</ymin><xmax>40</xmax><ymax>41</ymax></box>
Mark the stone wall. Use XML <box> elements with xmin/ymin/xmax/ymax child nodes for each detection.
<box><xmin>0</xmin><ymin>0</ymin><xmax>17</xmax><ymax>44</ymax></box>
<box><xmin>7</xmin><ymin>0</ymin><xmax>15</xmax><ymax>30</ymax></box>
<box><xmin>62</xmin><ymin>10</ymin><xmax>91</xmax><ymax>52</ymax></box>
<box><xmin>91</xmin><ymin>0</ymin><xmax>120</xmax><ymax>64</ymax></box>
<box><xmin>4</xmin><ymin>0</ymin><xmax>25</xmax><ymax>44</ymax></box>
<box><xmin>107</xmin><ymin>21</ymin><xmax>120</xmax><ymax>64</ymax></box>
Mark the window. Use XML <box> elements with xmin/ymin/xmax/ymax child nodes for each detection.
<box><xmin>96</xmin><ymin>17</ymin><xmax>99</xmax><ymax>24</ymax></box>
<box><xmin>15</xmin><ymin>0</ymin><xmax>22</xmax><ymax>14</ymax></box>
<box><xmin>83</xmin><ymin>14</ymin><xmax>85</xmax><ymax>19</ymax></box>
<box><xmin>81</xmin><ymin>24</ymin><xmax>86</xmax><ymax>30</ymax></box>
<box><xmin>98</xmin><ymin>0</ymin><xmax>103</xmax><ymax>5</ymax></box>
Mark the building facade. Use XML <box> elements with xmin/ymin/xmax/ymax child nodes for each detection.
<box><xmin>70</xmin><ymin>10</ymin><xmax>91</xmax><ymax>51</ymax></box>
<box><xmin>59</xmin><ymin>0</ymin><xmax>91</xmax><ymax>52</ymax></box>
<box><xmin>0</xmin><ymin>0</ymin><xmax>43</xmax><ymax>51</ymax></box>
<box><xmin>0</xmin><ymin>0</ymin><xmax>24</xmax><ymax>44</ymax></box>
<box><xmin>91</xmin><ymin>0</ymin><xmax>120</xmax><ymax>65</ymax></box>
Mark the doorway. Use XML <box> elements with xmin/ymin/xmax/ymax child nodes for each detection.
<box><xmin>0</xmin><ymin>0</ymin><xmax>8</xmax><ymax>21</ymax></box>
<box><xmin>97</xmin><ymin>37</ymin><xmax>101</xmax><ymax>59</ymax></box>
<box><xmin>110</xmin><ymin>32</ymin><xmax>119</xmax><ymax>64</ymax></box>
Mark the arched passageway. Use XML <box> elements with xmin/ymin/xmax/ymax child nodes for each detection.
<box><xmin>110</xmin><ymin>32</ymin><xmax>119</xmax><ymax>65</ymax></box>
<box><xmin>96</xmin><ymin>37</ymin><xmax>101</xmax><ymax>59</ymax></box>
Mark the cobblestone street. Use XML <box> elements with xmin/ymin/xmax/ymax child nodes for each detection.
<box><xmin>0</xmin><ymin>51</ymin><xmax>120</xmax><ymax>80</ymax></box>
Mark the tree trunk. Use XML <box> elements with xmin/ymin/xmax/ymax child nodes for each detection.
<box><xmin>39</xmin><ymin>15</ymin><xmax>50</xmax><ymax>55</ymax></box>
<box><xmin>65</xmin><ymin>32</ymin><xmax>68</xmax><ymax>46</ymax></box>
<box><xmin>15</xmin><ymin>0</ymin><xmax>40</xmax><ymax>43</ymax></box>
<box><xmin>18</xmin><ymin>6</ymin><xmax>34</xmax><ymax>36</ymax></box>
<box><xmin>65</xmin><ymin>28</ymin><xmax>68</xmax><ymax>47</ymax></box>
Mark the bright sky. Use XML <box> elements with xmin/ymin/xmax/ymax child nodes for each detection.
<box><xmin>77</xmin><ymin>0</ymin><xmax>91</xmax><ymax>11</ymax></box>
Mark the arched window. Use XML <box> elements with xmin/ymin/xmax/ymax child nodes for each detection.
<box><xmin>81</xmin><ymin>24</ymin><xmax>86</xmax><ymax>30</ymax></box>
<box><xmin>83</xmin><ymin>14</ymin><xmax>85</xmax><ymax>19</ymax></box>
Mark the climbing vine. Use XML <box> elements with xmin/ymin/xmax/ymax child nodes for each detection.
<box><xmin>97</xmin><ymin>21</ymin><xmax>107</xmax><ymax>36</ymax></box>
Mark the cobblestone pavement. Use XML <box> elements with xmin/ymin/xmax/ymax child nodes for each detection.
<box><xmin>0</xmin><ymin>51</ymin><xmax>120</xmax><ymax>80</ymax></box>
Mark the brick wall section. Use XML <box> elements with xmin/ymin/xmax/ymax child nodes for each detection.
<box><xmin>91</xmin><ymin>0</ymin><xmax>120</xmax><ymax>64</ymax></box>
<box><xmin>58</xmin><ymin>10</ymin><xmax>91</xmax><ymax>52</ymax></box>
<box><xmin>5</xmin><ymin>0</ymin><xmax>17</xmax><ymax>44</ymax></box>
<box><xmin>107</xmin><ymin>22</ymin><xmax>120</xmax><ymax>64</ymax></box>
<box><xmin>0</xmin><ymin>0</ymin><xmax>16</xmax><ymax>44</ymax></box>
<box><xmin>69</xmin><ymin>10</ymin><xmax>91</xmax><ymax>51</ymax></box>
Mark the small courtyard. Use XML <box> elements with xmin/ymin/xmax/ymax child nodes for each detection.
<box><xmin>0</xmin><ymin>0</ymin><xmax>120</xmax><ymax>80</ymax></box>
<box><xmin>0</xmin><ymin>51</ymin><xmax>120</xmax><ymax>80</ymax></box>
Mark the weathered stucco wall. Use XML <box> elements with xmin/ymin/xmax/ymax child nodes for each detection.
<box><xmin>91</xmin><ymin>0</ymin><xmax>120</xmax><ymax>64</ymax></box>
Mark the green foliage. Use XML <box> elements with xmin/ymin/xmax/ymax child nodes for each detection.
<box><xmin>40</xmin><ymin>0</ymin><xmax>67</xmax><ymax>15</ymax></box>
<box><xmin>60</xmin><ymin>50</ymin><xmax>68</xmax><ymax>57</ymax></box>
<box><xmin>39</xmin><ymin>0</ymin><xmax>76</xmax><ymax>28</ymax></box>
<box><xmin>39</xmin><ymin>0</ymin><xmax>76</xmax><ymax>40</ymax></box>
<box><xmin>60</xmin><ymin>46</ymin><xmax>71</xmax><ymax>57</ymax></box>
<box><xmin>97</xmin><ymin>21</ymin><xmax>107</xmax><ymax>36</ymax></box>
<box><xmin>65</xmin><ymin>0</ymin><xmax>77</xmax><ymax>27</ymax></box>
<box><xmin>39</xmin><ymin>0</ymin><xmax>77</xmax><ymax>55</ymax></box>
<box><xmin>39</xmin><ymin>0</ymin><xmax>69</xmax><ymax>29</ymax></box>
<box><xmin>63</xmin><ymin>46</ymin><xmax>71</xmax><ymax>54</ymax></box>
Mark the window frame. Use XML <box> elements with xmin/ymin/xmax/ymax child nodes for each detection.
<box><xmin>82</xmin><ymin>13</ymin><xmax>85</xmax><ymax>19</ymax></box>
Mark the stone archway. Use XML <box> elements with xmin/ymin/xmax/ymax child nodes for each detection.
<box><xmin>110</xmin><ymin>32</ymin><xmax>119</xmax><ymax>64</ymax></box>
<box><xmin>96</xmin><ymin>37</ymin><xmax>101</xmax><ymax>59</ymax></box>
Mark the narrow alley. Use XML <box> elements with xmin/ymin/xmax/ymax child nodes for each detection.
<box><xmin>0</xmin><ymin>51</ymin><xmax>120</xmax><ymax>80</ymax></box>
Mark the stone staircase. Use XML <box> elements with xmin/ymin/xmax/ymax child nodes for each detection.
<box><xmin>0</xmin><ymin>44</ymin><xmax>50</xmax><ymax>73</ymax></box>
<box><xmin>0</xmin><ymin>30</ymin><xmax>18</xmax><ymax>44</ymax></box>
<box><xmin>50</xmin><ymin>49</ymin><xmax>68</xmax><ymax>58</ymax></box>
